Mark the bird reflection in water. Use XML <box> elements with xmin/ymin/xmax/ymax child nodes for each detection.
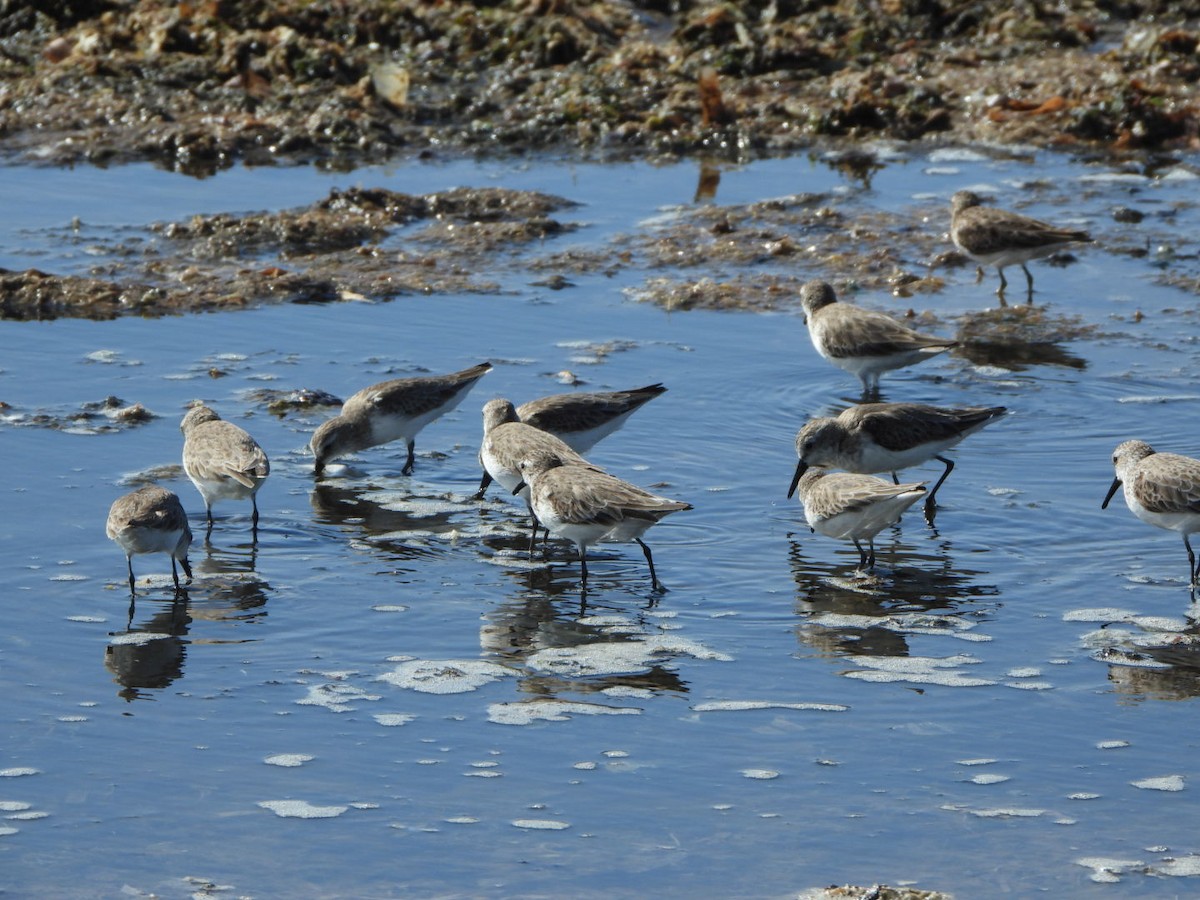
<box><xmin>192</xmin><ymin>535</ymin><xmax>270</xmax><ymax>625</ymax></box>
<box><xmin>479</xmin><ymin>590</ymin><xmax>688</xmax><ymax>700</ymax></box>
<box><xmin>954</xmin><ymin>306</ymin><xmax>1090</xmax><ymax>372</ymax></box>
<box><xmin>788</xmin><ymin>531</ymin><xmax>998</xmax><ymax>662</ymax></box>
<box><xmin>1097</xmin><ymin>631</ymin><xmax>1200</xmax><ymax>702</ymax></box>
<box><xmin>311</xmin><ymin>480</ymin><xmax>477</xmax><ymax>567</ymax></box>
<box><xmin>480</xmin><ymin>527</ymin><xmax>666</xmax><ymax>611</ymax></box>
<box><xmin>106</xmin><ymin>596</ymin><xmax>189</xmax><ymax>702</ymax></box>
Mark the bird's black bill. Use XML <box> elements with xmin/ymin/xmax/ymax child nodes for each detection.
<box><xmin>512</xmin><ymin>480</ymin><xmax>527</xmax><ymax>495</ymax></box>
<box><xmin>787</xmin><ymin>460</ymin><xmax>807</xmax><ymax>499</ymax></box>
<box><xmin>1101</xmin><ymin>477</ymin><xmax>1121</xmax><ymax>509</ymax></box>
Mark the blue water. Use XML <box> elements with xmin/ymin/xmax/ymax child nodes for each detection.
<box><xmin>2</xmin><ymin>147</ymin><xmax>1200</xmax><ymax>898</ymax></box>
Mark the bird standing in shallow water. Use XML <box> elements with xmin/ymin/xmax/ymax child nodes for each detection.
<box><xmin>789</xmin><ymin>402</ymin><xmax>1007</xmax><ymax>522</ymax></box>
<box><xmin>180</xmin><ymin>404</ymin><xmax>270</xmax><ymax>536</ymax></box>
<box><xmin>950</xmin><ymin>190</ymin><xmax>1092</xmax><ymax>302</ymax></box>
<box><xmin>1103</xmin><ymin>439</ymin><xmax>1200</xmax><ymax>593</ymax></box>
<box><xmin>106</xmin><ymin>485</ymin><xmax>193</xmax><ymax>597</ymax></box>
<box><xmin>473</xmin><ymin>384</ymin><xmax>665</xmax><ymax>498</ymax></box>
<box><xmin>800</xmin><ymin>281</ymin><xmax>956</xmax><ymax>398</ymax></box>
<box><xmin>476</xmin><ymin>398</ymin><xmax>600</xmax><ymax>552</ymax></box>
<box><xmin>514</xmin><ymin>454</ymin><xmax>691</xmax><ymax>592</ymax></box>
<box><xmin>793</xmin><ymin>467</ymin><xmax>927</xmax><ymax>572</ymax></box>
<box><xmin>311</xmin><ymin>362</ymin><xmax>492</xmax><ymax>476</ymax></box>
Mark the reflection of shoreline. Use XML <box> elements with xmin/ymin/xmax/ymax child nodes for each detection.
<box><xmin>788</xmin><ymin>530</ymin><xmax>999</xmax><ymax>661</ymax></box>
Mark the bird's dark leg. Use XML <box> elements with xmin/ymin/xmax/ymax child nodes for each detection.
<box><xmin>472</xmin><ymin>470</ymin><xmax>493</xmax><ymax>501</ymax></box>
<box><xmin>526</xmin><ymin>514</ymin><xmax>540</xmax><ymax>559</ymax></box>
<box><xmin>1021</xmin><ymin>263</ymin><xmax>1035</xmax><ymax>302</ymax></box>
<box><xmin>251</xmin><ymin>496</ymin><xmax>260</xmax><ymax>530</ymax></box>
<box><xmin>866</xmin><ymin>539</ymin><xmax>876</xmax><ymax>571</ymax></box>
<box><xmin>891</xmin><ymin>471</ymin><xmax>900</xmax><ymax>485</ymax></box>
<box><xmin>402</xmin><ymin>440</ymin><xmax>416</xmax><ymax>476</ymax></box>
<box><xmin>1186</xmin><ymin>534</ymin><xmax>1197</xmax><ymax>588</ymax></box>
<box><xmin>925</xmin><ymin>455</ymin><xmax>956</xmax><ymax>522</ymax></box>
<box><xmin>126</xmin><ymin>556</ymin><xmax>136</xmax><ymax>597</ymax></box>
<box><xmin>578</xmin><ymin>548</ymin><xmax>589</xmax><ymax>586</ymax></box>
<box><xmin>854</xmin><ymin>539</ymin><xmax>868</xmax><ymax>571</ymax></box>
<box><xmin>635</xmin><ymin>538</ymin><xmax>663</xmax><ymax>592</ymax></box>
<box><xmin>171</xmin><ymin>558</ymin><xmax>181</xmax><ymax>592</ymax></box>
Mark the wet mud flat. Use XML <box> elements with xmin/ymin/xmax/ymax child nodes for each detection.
<box><xmin>0</xmin><ymin>0</ymin><xmax>1197</xmax><ymax>176</ymax></box>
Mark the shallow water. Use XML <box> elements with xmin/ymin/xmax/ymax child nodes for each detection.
<box><xmin>3</xmin><ymin>147</ymin><xmax>1200</xmax><ymax>898</ymax></box>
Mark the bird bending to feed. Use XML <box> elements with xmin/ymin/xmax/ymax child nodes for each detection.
<box><xmin>180</xmin><ymin>404</ymin><xmax>270</xmax><ymax>533</ymax></box>
<box><xmin>476</xmin><ymin>399</ymin><xmax>600</xmax><ymax>550</ymax></box>
<box><xmin>311</xmin><ymin>361</ymin><xmax>492</xmax><ymax>475</ymax></box>
<box><xmin>106</xmin><ymin>485</ymin><xmax>193</xmax><ymax>596</ymax></box>
<box><xmin>514</xmin><ymin>454</ymin><xmax>691</xmax><ymax>591</ymax></box>
<box><xmin>788</xmin><ymin>402</ymin><xmax>1007</xmax><ymax>521</ymax></box>
<box><xmin>800</xmin><ymin>280</ymin><xmax>956</xmax><ymax>398</ymax></box>
<box><xmin>950</xmin><ymin>190</ymin><xmax>1092</xmax><ymax>300</ymax></box>
<box><xmin>1103</xmin><ymin>439</ymin><xmax>1200</xmax><ymax>592</ymax></box>
<box><xmin>793</xmin><ymin>466</ymin><xmax>927</xmax><ymax>572</ymax></box>
<box><xmin>473</xmin><ymin>384</ymin><xmax>666</xmax><ymax>498</ymax></box>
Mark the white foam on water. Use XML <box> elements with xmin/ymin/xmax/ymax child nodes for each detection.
<box><xmin>1131</xmin><ymin>775</ymin><xmax>1185</xmax><ymax>792</ymax></box>
<box><xmin>295</xmin><ymin>683</ymin><xmax>381</xmax><ymax>712</ymax></box>
<box><xmin>741</xmin><ymin>769</ymin><xmax>780</xmax><ymax>780</ymax></box>
<box><xmin>264</xmin><ymin>754</ymin><xmax>313</xmax><ymax>767</ymax></box>
<box><xmin>512</xmin><ymin>819</ymin><xmax>570</xmax><ymax>830</ymax></box>
<box><xmin>373</xmin><ymin>714</ymin><xmax>416</xmax><ymax>727</ymax></box>
<box><xmin>379</xmin><ymin>659</ymin><xmax>513</xmax><ymax>694</ymax></box>
<box><xmin>258</xmin><ymin>800</ymin><xmax>348</xmax><ymax>819</ymax></box>
<box><xmin>487</xmin><ymin>700</ymin><xmax>641</xmax><ymax>725</ymax></box>
<box><xmin>692</xmin><ymin>700</ymin><xmax>848</xmax><ymax>713</ymax></box>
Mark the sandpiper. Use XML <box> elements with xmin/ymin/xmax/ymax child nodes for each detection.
<box><xmin>950</xmin><ymin>190</ymin><xmax>1092</xmax><ymax>300</ymax></box>
<box><xmin>1103</xmin><ymin>440</ymin><xmax>1200</xmax><ymax>591</ymax></box>
<box><xmin>106</xmin><ymin>485</ymin><xmax>193</xmax><ymax>596</ymax></box>
<box><xmin>788</xmin><ymin>402</ymin><xmax>1007</xmax><ymax>520</ymax></box>
<box><xmin>800</xmin><ymin>281</ymin><xmax>956</xmax><ymax>397</ymax></box>
<box><xmin>476</xmin><ymin>399</ymin><xmax>600</xmax><ymax>549</ymax></box>
<box><xmin>311</xmin><ymin>362</ymin><xmax>492</xmax><ymax>475</ymax></box>
<box><xmin>473</xmin><ymin>384</ymin><xmax>666</xmax><ymax>498</ymax></box>
<box><xmin>517</xmin><ymin>383</ymin><xmax>666</xmax><ymax>453</ymax></box>
<box><xmin>514</xmin><ymin>454</ymin><xmax>691</xmax><ymax>591</ymax></box>
<box><xmin>180</xmin><ymin>404</ymin><xmax>270</xmax><ymax>533</ymax></box>
<box><xmin>793</xmin><ymin>467</ymin><xmax>927</xmax><ymax>572</ymax></box>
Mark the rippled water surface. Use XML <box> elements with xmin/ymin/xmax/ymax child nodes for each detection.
<box><xmin>3</xmin><ymin>148</ymin><xmax>1200</xmax><ymax>898</ymax></box>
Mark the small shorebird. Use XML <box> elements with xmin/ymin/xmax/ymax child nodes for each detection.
<box><xmin>311</xmin><ymin>362</ymin><xmax>492</xmax><ymax>475</ymax></box>
<box><xmin>106</xmin><ymin>485</ymin><xmax>194</xmax><ymax>596</ymax></box>
<box><xmin>793</xmin><ymin>467</ymin><xmax>927</xmax><ymax>572</ymax></box>
<box><xmin>517</xmin><ymin>383</ymin><xmax>666</xmax><ymax>453</ymax></box>
<box><xmin>950</xmin><ymin>190</ymin><xmax>1092</xmax><ymax>300</ymax></box>
<box><xmin>476</xmin><ymin>399</ymin><xmax>600</xmax><ymax>550</ymax></box>
<box><xmin>800</xmin><ymin>281</ymin><xmax>956</xmax><ymax>397</ymax></box>
<box><xmin>473</xmin><ymin>384</ymin><xmax>665</xmax><ymax>498</ymax></box>
<box><xmin>1103</xmin><ymin>440</ymin><xmax>1200</xmax><ymax>591</ymax></box>
<box><xmin>788</xmin><ymin>402</ymin><xmax>1007</xmax><ymax>520</ymax></box>
<box><xmin>180</xmin><ymin>404</ymin><xmax>270</xmax><ymax>533</ymax></box>
<box><xmin>514</xmin><ymin>454</ymin><xmax>691</xmax><ymax>591</ymax></box>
